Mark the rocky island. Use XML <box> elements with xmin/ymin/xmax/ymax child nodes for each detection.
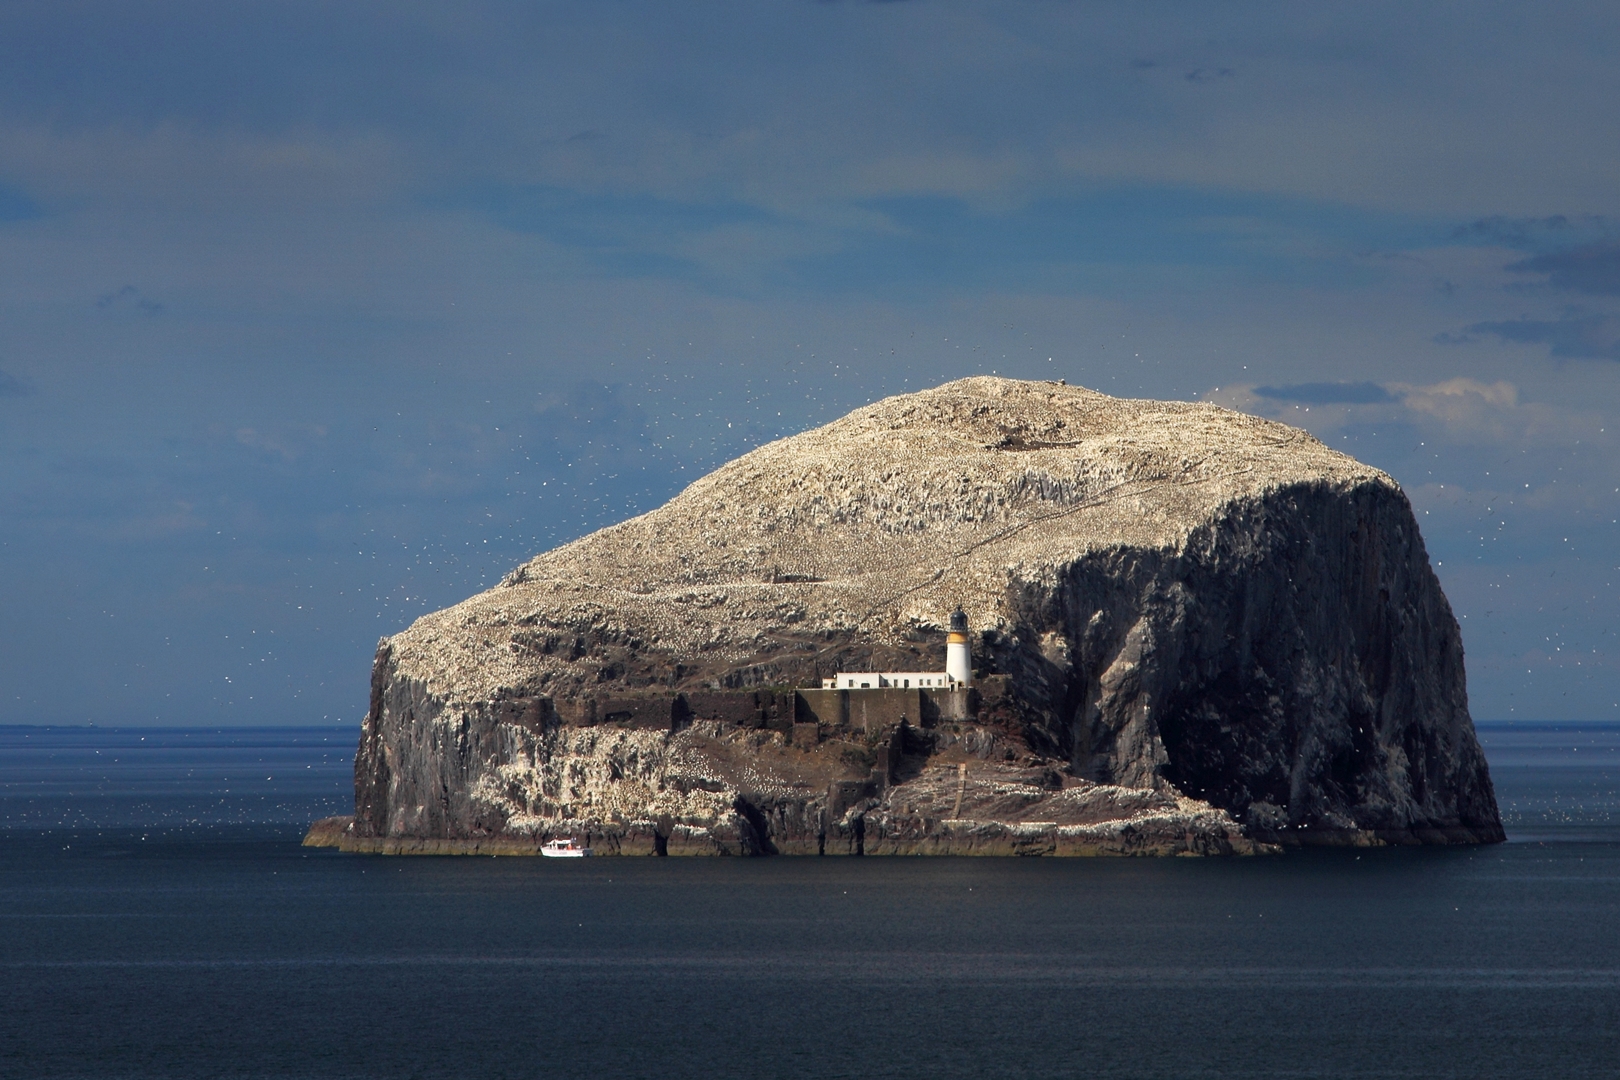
<box><xmin>305</xmin><ymin>377</ymin><xmax>1503</xmax><ymax>856</ymax></box>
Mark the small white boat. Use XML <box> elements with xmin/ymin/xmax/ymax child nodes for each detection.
<box><xmin>541</xmin><ymin>837</ymin><xmax>592</xmax><ymax>858</ymax></box>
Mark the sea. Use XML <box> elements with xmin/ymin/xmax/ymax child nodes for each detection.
<box><xmin>1</xmin><ymin>723</ymin><xmax>1616</xmax><ymax>1080</ymax></box>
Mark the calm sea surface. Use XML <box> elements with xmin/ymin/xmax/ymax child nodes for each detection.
<box><xmin>1</xmin><ymin>722</ymin><xmax>1616</xmax><ymax>1079</ymax></box>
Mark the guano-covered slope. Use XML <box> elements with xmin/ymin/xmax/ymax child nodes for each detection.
<box><xmin>311</xmin><ymin>376</ymin><xmax>1503</xmax><ymax>856</ymax></box>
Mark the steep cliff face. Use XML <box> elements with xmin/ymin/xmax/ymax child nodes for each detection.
<box><xmin>315</xmin><ymin>377</ymin><xmax>1501</xmax><ymax>855</ymax></box>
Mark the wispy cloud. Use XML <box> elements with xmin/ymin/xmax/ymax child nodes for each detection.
<box><xmin>1203</xmin><ymin>376</ymin><xmax>1610</xmax><ymax>450</ymax></box>
<box><xmin>1449</xmin><ymin>215</ymin><xmax>1601</xmax><ymax>249</ymax></box>
<box><xmin>1467</xmin><ymin>310</ymin><xmax>1620</xmax><ymax>361</ymax></box>
<box><xmin>1253</xmin><ymin>381</ymin><xmax>1393</xmax><ymax>405</ymax></box>
<box><xmin>95</xmin><ymin>284</ymin><xmax>164</xmax><ymax>316</ymax></box>
<box><xmin>228</xmin><ymin>424</ymin><xmax>329</xmax><ymax>463</ymax></box>
<box><xmin>1505</xmin><ymin>241</ymin><xmax>1620</xmax><ymax>296</ymax></box>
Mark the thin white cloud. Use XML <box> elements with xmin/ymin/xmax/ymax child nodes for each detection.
<box><xmin>1205</xmin><ymin>376</ymin><xmax>1610</xmax><ymax>451</ymax></box>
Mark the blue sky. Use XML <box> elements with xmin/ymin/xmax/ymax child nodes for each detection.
<box><xmin>2</xmin><ymin>1</ymin><xmax>1618</xmax><ymax>724</ymax></box>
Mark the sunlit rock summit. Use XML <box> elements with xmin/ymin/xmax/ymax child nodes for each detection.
<box><xmin>307</xmin><ymin>376</ymin><xmax>1502</xmax><ymax>856</ymax></box>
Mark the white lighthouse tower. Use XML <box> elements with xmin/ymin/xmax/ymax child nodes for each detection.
<box><xmin>945</xmin><ymin>608</ymin><xmax>973</xmax><ymax>686</ymax></box>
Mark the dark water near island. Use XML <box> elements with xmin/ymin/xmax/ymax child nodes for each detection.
<box><xmin>1</xmin><ymin>723</ymin><xmax>1616</xmax><ymax>1079</ymax></box>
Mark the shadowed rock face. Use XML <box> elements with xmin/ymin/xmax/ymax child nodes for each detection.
<box><xmin>319</xmin><ymin>377</ymin><xmax>1502</xmax><ymax>856</ymax></box>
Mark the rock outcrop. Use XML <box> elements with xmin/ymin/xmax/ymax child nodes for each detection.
<box><xmin>309</xmin><ymin>377</ymin><xmax>1502</xmax><ymax>855</ymax></box>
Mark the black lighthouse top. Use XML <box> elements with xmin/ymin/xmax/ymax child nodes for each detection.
<box><xmin>949</xmin><ymin>609</ymin><xmax>968</xmax><ymax>633</ymax></box>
